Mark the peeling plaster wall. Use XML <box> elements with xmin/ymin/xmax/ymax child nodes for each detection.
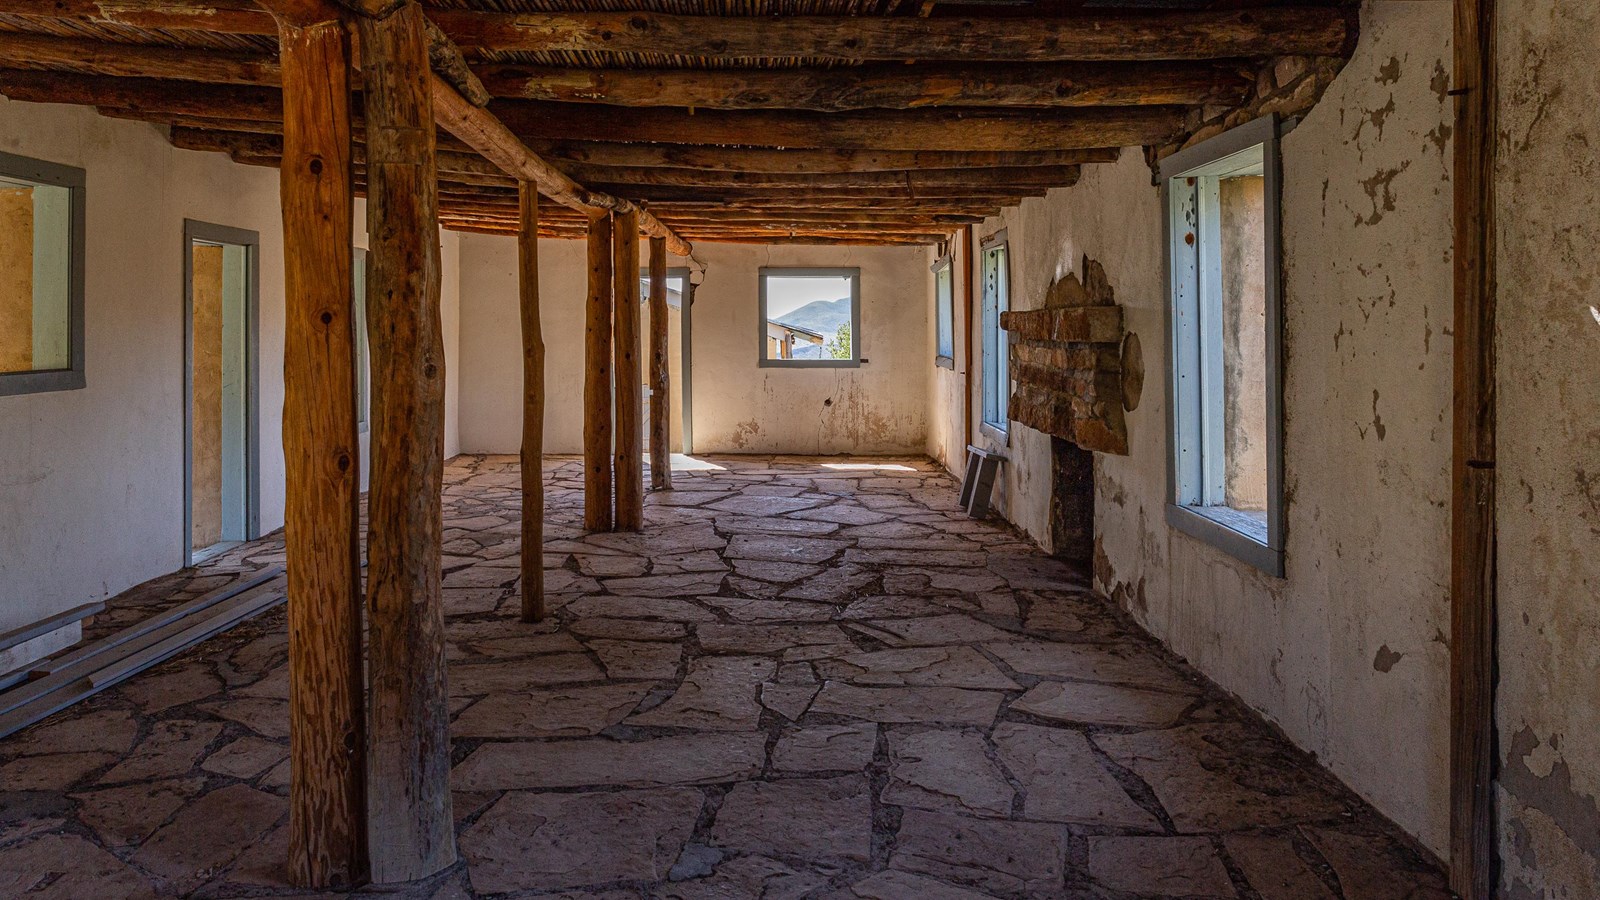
<box><xmin>962</xmin><ymin>1</ymin><xmax>1454</xmax><ymax>853</ymax></box>
<box><xmin>1494</xmin><ymin>0</ymin><xmax>1600</xmax><ymax>894</ymax></box>
<box><xmin>458</xmin><ymin>237</ymin><xmax>930</xmax><ymax>456</ymax></box>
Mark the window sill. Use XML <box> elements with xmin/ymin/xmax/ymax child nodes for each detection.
<box><xmin>1166</xmin><ymin>503</ymin><xmax>1283</xmax><ymax>578</ymax></box>
<box><xmin>978</xmin><ymin>421</ymin><xmax>1009</xmax><ymax>445</ymax></box>
<box><xmin>935</xmin><ymin>355</ymin><xmax>954</xmax><ymax>370</ymax></box>
<box><xmin>0</xmin><ymin>369</ymin><xmax>85</xmax><ymax>397</ymax></box>
<box><xmin>758</xmin><ymin>359</ymin><xmax>862</xmax><ymax>369</ymax></box>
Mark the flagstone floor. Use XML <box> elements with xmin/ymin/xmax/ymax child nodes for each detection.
<box><xmin>0</xmin><ymin>455</ymin><xmax>1452</xmax><ymax>899</ymax></box>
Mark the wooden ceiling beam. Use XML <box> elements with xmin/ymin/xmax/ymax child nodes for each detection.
<box><xmin>555</xmin><ymin>163</ymin><xmax>1080</xmax><ymax>191</ymax></box>
<box><xmin>475</xmin><ymin>60</ymin><xmax>1251</xmax><ymax>112</ymax></box>
<box><xmin>526</xmin><ymin>141</ymin><xmax>1118</xmax><ymax>174</ymax></box>
<box><xmin>492</xmin><ymin>100</ymin><xmax>1183</xmax><ymax>152</ymax></box>
<box><xmin>0</xmin><ymin>31</ymin><xmax>280</xmax><ymax>86</ymax></box>
<box><xmin>428</xmin><ymin>8</ymin><xmax>1351</xmax><ymax>62</ymax></box>
<box><xmin>0</xmin><ymin>3</ymin><xmax>1350</xmax><ymax>63</ymax></box>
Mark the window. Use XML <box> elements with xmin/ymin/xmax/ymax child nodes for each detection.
<box><xmin>979</xmin><ymin>234</ymin><xmax>1010</xmax><ymax>439</ymax></box>
<box><xmin>0</xmin><ymin>151</ymin><xmax>84</xmax><ymax>396</ymax></box>
<box><xmin>758</xmin><ymin>267</ymin><xmax>860</xmax><ymax>368</ymax></box>
<box><xmin>933</xmin><ymin>256</ymin><xmax>954</xmax><ymax>367</ymax></box>
<box><xmin>353</xmin><ymin>247</ymin><xmax>370</xmax><ymax>431</ymax></box>
<box><xmin>1161</xmin><ymin>115</ymin><xmax>1284</xmax><ymax>576</ymax></box>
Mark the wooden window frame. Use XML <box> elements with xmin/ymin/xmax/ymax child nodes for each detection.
<box><xmin>756</xmin><ymin>266</ymin><xmax>862</xmax><ymax>369</ymax></box>
<box><xmin>0</xmin><ymin>151</ymin><xmax>86</xmax><ymax>397</ymax></box>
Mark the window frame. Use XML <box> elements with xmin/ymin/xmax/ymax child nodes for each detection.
<box><xmin>0</xmin><ymin>150</ymin><xmax>87</xmax><ymax>397</ymax></box>
<box><xmin>353</xmin><ymin>246</ymin><xmax>370</xmax><ymax>433</ymax></box>
<box><xmin>979</xmin><ymin>230</ymin><xmax>1011</xmax><ymax>442</ymax></box>
<box><xmin>756</xmin><ymin>266</ymin><xmax>862</xmax><ymax>369</ymax></box>
<box><xmin>1159</xmin><ymin>114</ymin><xmax>1286</xmax><ymax>577</ymax></box>
<box><xmin>932</xmin><ymin>254</ymin><xmax>955</xmax><ymax>369</ymax></box>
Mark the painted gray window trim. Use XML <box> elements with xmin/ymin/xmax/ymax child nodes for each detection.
<box><xmin>932</xmin><ymin>254</ymin><xmax>955</xmax><ymax>369</ymax></box>
<box><xmin>0</xmin><ymin>151</ymin><xmax>87</xmax><ymax>397</ymax></box>
<box><xmin>182</xmin><ymin>219</ymin><xmax>262</xmax><ymax>567</ymax></box>
<box><xmin>978</xmin><ymin>229</ymin><xmax>1011</xmax><ymax>443</ymax></box>
<box><xmin>1159</xmin><ymin>114</ymin><xmax>1286</xmax><ymax>579</ymax></box>
<box><xmin>756</xmin><ymin>266</ymin><xmax>862</xmax><ymax>368</ymax></box>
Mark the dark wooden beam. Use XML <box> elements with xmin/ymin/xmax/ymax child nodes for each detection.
<box><xmin>0</xmin><ymin>69</ymin><xmax>282</xmax><ymax>121</ymax></box>
<box><xmin>0</xmin><ymin>31</ymin><xmax>279</xmax><ymax>86</ymax></box>
<box><xmin>517</xmin><ymin>183</ymin><xmax>546</xmax><ymax>622</ymax></box>
<box><xmin>557</xmin><ymin>163</ymin><xmax>1081</xmax><ymax>191</ymax></box>
<box><xmin>647</xmin><ymin>236</ymin><xmax>671</xmax><ymax>492</ymax></box>
<box><xmin>584</xmin><ymin>213</ymin><xmax>614</xmax><ymax>532</ymax></box>
<box><xmin>476</xmin><ymin>60</ymin><xmax>1250</xmax><ymax>111</ymax></box>
<box><xmin>429</xmin><ymin>8</ymin><xmax>1351</xmax><ymax>61</ymax></box>
<box><xmin>271</xmin><ymin>9</ymin><xmax>367</xmax><ymax>890</ymax></box>
<box><xmin>493</xmin><ymin>100</ymin><xmax>1183</xmax><ymax>152</ymax></box>
<box><xmin>612</xmin><ymin>209</ymin><xmax>644</xmax><ymax>531</ymax></box>
<box><xmin>357</xmin><ymin>3</ymin><xmax>455</xmax><ymax>883</ymax></box>
<box><xmin>527</xmin><ymin>141</ymin><xmax>1120</xmax><ymax>174</ymax></box>
<box><xmin>1450</xmin><ymin>0</ymin><xmax>1497</xmax><ymax>894</ymax></box>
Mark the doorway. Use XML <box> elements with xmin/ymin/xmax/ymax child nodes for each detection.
<box><xmin>183</xmin><ymin>220</ymin><xmax>259</xmax><ymax>565</ymax></box>
<box><xmin>639</xmin><ymin>266</ymin><xmax>695</xmax><ymax>455</ymax></box>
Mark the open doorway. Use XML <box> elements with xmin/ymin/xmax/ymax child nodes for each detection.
<box><xmin>183</xmin><ymin>220</ymin><xmax>259</xmax><ymax>565</ymax></box>
<box><xmin>639</xmin><ymin>266</ymin><xmax>695</xmax><ymax>455</ymax></box>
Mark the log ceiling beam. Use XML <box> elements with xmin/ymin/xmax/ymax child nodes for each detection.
<box><xmin>553</xmin><ymin>163</ymin><xmax>1081</xmax><ymax>192</ymax></box>
<box><xmin>491</xmin><ymin>101</ymin><xmax>1184</xmax><ymax>152</ymax></box>
<box><xmin>427</xmin><ymin>8</ymin><xmax>1352</xmax><ymax>62</ymax></box>
<box><xmin>0</xmin><ymin>3</ymin><xmax>1352</xmax><ymax>63</ymax></box>
<box><xmin>474</xmin><ymin>60</ymin><xmax>1251</xmax><ymax>112</ymax></box>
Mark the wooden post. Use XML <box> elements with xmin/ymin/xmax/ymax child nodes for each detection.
<box><xmin>1449</xmin><ymin>0</ymin><xmax>1497</xmax><ymax>895</ymax></box>
<box><xmin>583</xmin><ymin>211</ymin><xmax>614</xmax><ymax>532</ymax></box>
<box><xmin>612</xmin><ymin>210</ymin><xmax>643</xmax><ymax>530</ymax></box>
<box><xmin>358</xmin><ymin>1</ymin><xmax>455</xmax><ymax>883</ymax></box>
<box><xmin>647</xmin><ymin>235</ymin><xmax>672</xmax><ymax>490</ymax></box>
<box><xmin>518</xmin><ymin>182</ymin><xmax>545</xmax><ymax>621</ymax></box>
<box><xmin>276</xmin><ymin>12</ymin><xmax>367</xmax><ymax>889</ymax></box>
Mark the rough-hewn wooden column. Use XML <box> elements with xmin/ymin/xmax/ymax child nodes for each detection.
<box><xmin>647</xmin><ymin>236</ymin><xmax>672</xmax><ymax>490</ymax></box>
<box><xmin>518</xmin><ymin>182</ymin><xmax>545</xmax><ymax>621</ymax></box>
<box><xmin>357</xmin><ymin>1</ymin><xmax>455</xmax><ymax>883</ymax></box>
<box><xmin>273</xmin><ymin>9</ymin><xmax>367</xmax><ymax>889</ymax></box>
<box><xmin>583</xmin><ymin>211</ymin><xmax>614</xmax><ymax>532</ymax></box>
<box><xmin>612</xmin><ymin>210</ymin><xmax>643</xmax><ymax>530</ymax></box>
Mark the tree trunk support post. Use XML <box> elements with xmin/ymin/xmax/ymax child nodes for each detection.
<box><xmin>584</xmin><ymin>211</ymin><xmax>615</xmax><ymax>532</ymax></box>
<box><xmin>274</xmin><ymin>8</ymin><xmax>368</xmax><ymax>889</ymax></box>
<box><xmin>518</xmin><ymin>182</ymin><xmax>545</xmax><ymax>621</ymax></box>
<box><xmin>647</xmin><ymin>235</ymin><xmax>672</xmax><ymax>491</ymax></box>
<box><xmin>612</xmin><ymin>209</ymin><xmax>644</xmax><ymax>530</ymax></box>
<box><xmin>358</xmin><ymin>0</ymin><xmax>456</xmax><ymax>884</ymax></box>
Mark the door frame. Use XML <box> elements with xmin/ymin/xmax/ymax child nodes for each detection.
<box><xmin>182</xmin><ymin>219</ymin><xmax>261</xmax><ymax>566</ymax></box>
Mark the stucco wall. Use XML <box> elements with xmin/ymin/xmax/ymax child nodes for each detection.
<box><xmin>0</xmin><ymin>99</ymin><xmax>462</xmax><ymax>668</ymax></box>
<box><xmin>1494</xmin><ymin>0</ymin><xmax>1600</xmax><ymax>894</ymax></box>
<box><xmin>457</xmin><ymin>236</ymin><xmax>930</xmax><ymax>456</ymax></box>
<box><xmin>956</xmin><ymin>1</ymin><xmax>1454</xmax><ymax>854</ymax></box>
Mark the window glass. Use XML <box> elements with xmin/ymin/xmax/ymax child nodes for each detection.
<box><xmin>758</xmin><ymin>268</ymin><xmax>860</xmax><ymax>367</ymax></box>
<box><xmin>980</xmin><ymin>241</ymin><xmax>1010</xmax><ymax>434</ymax></box>
<box><xmin>0</xmin><ymin>171</ymin><xmax>73</xmax><ymax>379</ymax></box>
<box><xmin>353</xmin><ymin>247</ymin><xmax>370</xmax><ymax>431</ymax></box>
<box><xmin>1163</xmin><ymin>117</ymin><xmax>1283</xmax><ymax>574</ymax></box>
<box><xmin>934</xmin><ymin>259</ymin><xmax>954</xmax><ymax>364</ymax></box>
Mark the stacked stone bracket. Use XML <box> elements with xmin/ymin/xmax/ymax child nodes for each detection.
<box><xmin>999</xmin><ymin>256</ymin><xmax>1133</xmax><ymax>455</ymax></box>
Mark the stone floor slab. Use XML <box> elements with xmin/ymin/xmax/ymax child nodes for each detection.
<box><xmin>461</xmin><ymin>787</ymin><xmax>701</xmax><ymax>894</ymax></box>
<box><xmin>452</xmin><ymin>733</ymin><xmax>766</xmax><ymax>790</ymax></box>
<box><xmin>706</xmin><ymin>775</ymin><xmax>873</xmax><ymax>862</ymax></box>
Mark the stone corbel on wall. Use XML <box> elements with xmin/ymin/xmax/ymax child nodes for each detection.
<box><xmin>999</xmin><ymin>257</ymin><xmax>1138</xmax><ymax>455</ymax></box>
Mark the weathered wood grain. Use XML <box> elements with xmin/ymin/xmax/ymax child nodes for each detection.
<box><xmin>518</xmin><ymin>182</ymin><xmax>545</xmax><ymax>622</ymax></box>
<box><xmin>584</xmin><ymin>212</ymin><xmax>614</xmax><ymax>532</ymax></box>
<box><xmin>272</xmin><ymin>12</ymin><xmax>367</xmax><ymax>890</ymax></box>
<box><xmin>358</xmin><ymin>2</ymin><xmax>455</xmax><ymax>884</ymax></box>
<box><xmin>647</xmin><ymin>236</ymin><xmax>671</xmax><ymax>491</ymax></box>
